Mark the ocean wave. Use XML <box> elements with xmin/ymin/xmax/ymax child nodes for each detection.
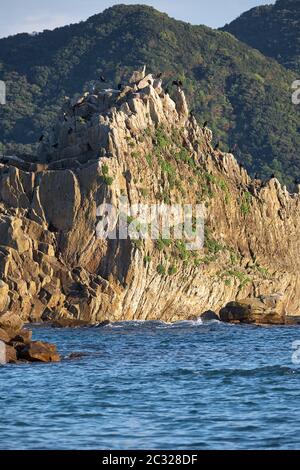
<box><xmin>104</xmin><ymin>318</ymin><xmax>211</xmax><ymax>329</ymax></box>
<box><xmin>203</xmin><ymin>365</ymin><xmax>299</xmax><ymax>378</ymax></box>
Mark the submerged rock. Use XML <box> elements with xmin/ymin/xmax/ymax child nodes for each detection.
<box><xmin>94</xmin><ymin>320</ymin><xmax>111</xmax><ymax>328</ymax></box>
<box><xmin>219</xmin><ymin>294</ymin><xmax>286</xmax><ymax>325</ymax></box>
<box><xmin>67</xmin><ymin>352</ymin><xmax>89</xmax><ymax>360</ymax></box>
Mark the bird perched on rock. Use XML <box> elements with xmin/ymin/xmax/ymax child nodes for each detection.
<box><xmin>118</xmin><ymin>83</ymin><xmax>123</xmax><ymax>91</ymax></box>
<box><xmin>172</xmin><ymin>80</ymin><xmax>183</xmax><ymax>88</ymax></box>
<box><xmin>63</xmin><ymin>113</ymin><xmax>68</xmax><ymax>122</ymax></box>
<box><xmin>214</xmin><ymin>142</ymin><xmax>220</xmax><ymax>151</ymax></box>
<box><xmin>156</xmin><ymin>72</ymin><xmax>163</xmax><ymax>79</ymax></box>
<box><xmin>100</xmin><ymin>75</ymin><xmax>106</xmax><ymax>83</ymax></box>
<box><xmin>254</xmin><ymin>173</ymin><xmax>259</xmax><ymax>180</ymax></box>
<box><xmin>294</xmin><ymin>178</ymin><xmax>300</xmax><ymax>185</ymax></box>
<box><xmin>203</xmin><ymin>121</ymin><xmax>208</xmax><ymax>129</ymax></box>
<box><xmin>39</xmin><ymin>134</ymin><xmax>44</xmax><ymax>142</ymax></box>
<box><xmin>270</xmin><ymin>174</ymin><xmax>276</xmax><ymax>180</ymax></box>
<box><xmin>165</xmin><ymin>88</ymin><xmax>169</xmax><ymax>95</ymax></box>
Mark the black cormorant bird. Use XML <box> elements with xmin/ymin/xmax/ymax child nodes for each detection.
<box><xmin>165</xmin><ymin>88</ymin><xmax>169</xmax><ymax>95</ymax></box>
<box><xmin>156</xmin><ymin>72</ymin><xmax>163</xmax><ymax>79</ymax></box>
<box><xmin>294</xmin><ymin>178</ymin><xmax>300</xmax><ymax>185</ymax></box>
<box><xmin>100</xmin><ymin>75</ymin><xmax>106</xmax><ymax>83</ymax></box>
<box><xmin>118</xmin><ymin>83</ymin><xmax>123</xmax><ymax>91</ymax></box>
<box><xmin>270</xmin><ymin>173</ymin><xmax>275</xmax><ymax>179</ymax></box>
<box><xmin>214</xmin><ymin>142</ymin><xmax>220</xmax><ymax>151</ymax></box>
<box><xmin>63</xmin><ymin>113</ymin><xmax>68</xmax><ymax>122</ymax></box>
<box><xmin>203</xmin><ymin>121</ymin><xmax>208</xmax><ymax>128</ymax></box>
<box><xmin>39</xmin><ymin>134</ymin><xmax>44</xmax><ymax>142</ymax></box>
<box><xmin>172</xmin><ymin>80</ymin><xmax>183</xmax><ymax>88</ymax></box>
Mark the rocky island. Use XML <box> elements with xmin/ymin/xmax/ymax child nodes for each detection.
<box><xmin>0</xmin><ymin>66</ymin><xmax>299</xmax><ymax>358</ymax></box>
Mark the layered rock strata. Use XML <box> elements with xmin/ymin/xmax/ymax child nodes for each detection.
<box><xmin>0</xmin><ymin>68</ymin><xmax>299</xmax><ymax>325</ymax></box>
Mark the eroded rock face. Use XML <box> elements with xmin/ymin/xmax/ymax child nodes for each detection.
<box><xmin>0</xmin><ymin>327</ymin><xmax>10</xmax><ymax>343</ymax></box>
<box><xmin>0</xmin><ymin>311</ymin><xmax>24</xmax><ymax>331</ymax></box>
<box><xmin>0</xmin><ymin>68</ymin><xmax>300</xmax><ymax>325</ymax></box>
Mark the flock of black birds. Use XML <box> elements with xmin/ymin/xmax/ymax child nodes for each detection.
<box><xmin>32</xmin><ymin>72</ymin><xmax>300</xmax><ymax>187</ymax></box>
<box><xmin>100</xmin><ymin>72</ymin><xmax>182</xmax><ymax>96</ymax></box>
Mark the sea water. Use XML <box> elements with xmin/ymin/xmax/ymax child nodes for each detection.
<box><xmin>0</xmin><ymin>320</ymin><xmax>300</xmax><ymax>450</ymax></box>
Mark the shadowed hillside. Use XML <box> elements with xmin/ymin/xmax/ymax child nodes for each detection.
<box><xmin>223</xmin><ymin>0</ymin><xmax>300</xmax><ymax>74</ymax></box>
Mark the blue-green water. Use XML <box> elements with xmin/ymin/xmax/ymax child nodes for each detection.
<box><xmin>1</xmin><ymin>320</ymin><xmax>300</xmax><ymax>450</ymax></box>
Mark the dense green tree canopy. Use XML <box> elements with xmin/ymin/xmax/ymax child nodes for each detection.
<box><xmin>0</xmin><ymin>4</ymin><xmax>299</xmax><ymax>186</ymax></box>
<box><xmin>223</xmin><ymin>0</ymin><xmax>300</xmax><ymax>74</ymax></box>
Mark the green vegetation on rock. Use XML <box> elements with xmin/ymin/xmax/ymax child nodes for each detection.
<box><xmin>0</xmin><ymin>4</ymin><xmax>299</xmax><ymax>187</ymax></box>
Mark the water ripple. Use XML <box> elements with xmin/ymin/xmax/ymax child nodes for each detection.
<box><xmin>1</xmin><ymin>322</ymin><xmax>300</xmax><ymax>449</ymax></box>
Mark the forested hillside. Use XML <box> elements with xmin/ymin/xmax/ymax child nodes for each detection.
<box><xmin>0</xmin><ymin>4</ymin><xmax>299</xmax><ymax>186</ymax></box>
<box><xmin>223</xmin><ymin>0</ymin><xmax>300</xmax><ymax>74</ymax></box>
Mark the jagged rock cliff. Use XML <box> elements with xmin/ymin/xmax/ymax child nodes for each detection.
<box><xmin>0</xmin><ymin>68</ymin><xmax>299</xmax><ymax>324</ymax></box>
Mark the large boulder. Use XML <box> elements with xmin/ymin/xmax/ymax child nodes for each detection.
<box><xmin>0</xmin><ymin>323</ymin><xmax>60</xmax><ymax>365</ymax></box>
<box><xmin>201</xmin><ymin>310</ymin><xmax>219</xmax><ymax>321</ymax></box>
<box><xmin>17</xmin><ymin>341</ymin><xmax>61</xmax><ymax>363</ymax></box>
<box><xmin>219</xmin><ymin>294</ymin><xmax>286</xmax><ymax>324</ymax></box>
